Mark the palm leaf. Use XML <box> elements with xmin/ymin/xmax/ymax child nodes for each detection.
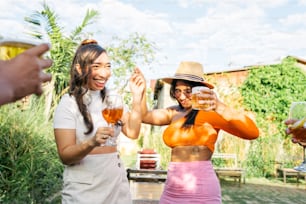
<box><xmin>70</xmin><ymin>9</ymin><xmax>99</xmax><ymax>40</ymax></box>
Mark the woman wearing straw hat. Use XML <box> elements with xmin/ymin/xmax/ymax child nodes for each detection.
<box><xmin>140</xmin><ymin>61</ymin><xmax>259</xmax><ymax>203</ymax></box>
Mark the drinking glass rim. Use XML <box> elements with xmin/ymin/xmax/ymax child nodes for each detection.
<box><xmin>0</xmin><ymin>38</ymin><xmax>43</xmax><ymax>47</ymax></box>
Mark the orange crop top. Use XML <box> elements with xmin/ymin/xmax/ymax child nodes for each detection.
<box><xmin>163</xmin><ymin>109</ymin><xmax>259</xmax><ymax>152</ymax></box>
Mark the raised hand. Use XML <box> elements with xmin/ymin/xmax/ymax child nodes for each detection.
<box><xmin>129</xmin><ymin>67</ymin><xmax>146</xmax><ymax>97</ymax></box>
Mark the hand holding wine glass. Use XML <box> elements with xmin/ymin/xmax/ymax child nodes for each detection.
<box><xmin>285</xmin><ymin>119</ymin><xmax>306</xmax><ymax>143</ymax></box>
<box><xmin>287</xmin><ymin>102</ymin><xmax>306</xmax><ymax>142</ymax></box>
<box><xmin>288</xmin><ymin>101</ymin><xmax>306</xmax><ymax>172</ymax></box>
<box><xmin>102</xmin><ymin>94</ymin><xmax>123</xmax><ymax>146</ymax></box>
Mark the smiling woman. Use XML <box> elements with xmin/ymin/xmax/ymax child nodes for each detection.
<box><xmin>140</xmin><ymin>61</ymin><xmax>259</xmax><ymax>204</ymax></box>
<box><xmin>53</xmin><ymin>39</ymin><xmax>146</xmax><ymax>203</ymax></box>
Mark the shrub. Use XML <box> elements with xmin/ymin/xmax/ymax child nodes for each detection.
<box><xmin>0</xmin><ymin>97</ymin><xmax>63</xmax><ymax>203</ymax></box>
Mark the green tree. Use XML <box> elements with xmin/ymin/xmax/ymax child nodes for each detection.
<box><xmin>0</xmin><ymin>100</ymin><xmax>63</xmax><ymax>203</ymax></box>
<box><xmin>25</xmin><ymin>2</ymin><xmax>99</xmax><ymax>119</ymax></box>
<box><xmin>241</xmin><ymin>57</ymin><xmax>306</xmax><ymax>176</ymax></box>
<box><xmin>107</xmin><ymin>33</ymin><xmax>155</xmax><ymax>105</ymax></box>
<box><xmin>26</xmin><ymin>3</ymin><xmax>99</xmax><ymax>95</ymax></box>
<box><xmin>25</xmin><ymin>3</ymin><xmax>156</xmax><ymax>117</ymax></box>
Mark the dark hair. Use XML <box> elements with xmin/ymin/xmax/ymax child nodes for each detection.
<box><xmin>68</xmin><ymin>39</ymin><xmax>107</xmax><ymax>134</ymax></box>
<box><xmin>169</xmin><ymin>79</ymin><xmax>205</xmax><ymax>128</ymax></box>
<box><xmin>183</xmin><ymin>109</ymin><xmax>198</xmax><ymax>128</ymax></box>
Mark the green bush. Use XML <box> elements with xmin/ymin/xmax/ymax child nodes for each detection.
<box><xmin>0</xmin><ymin>97</ymin><xmax>63</xmax><ymax>203</ymax></box>
<box><xmin>241</xmin><ymin>57</ymin><xmax>306</xmax><ymax>177</ymax></box>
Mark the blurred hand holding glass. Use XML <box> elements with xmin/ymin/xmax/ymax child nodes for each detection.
<box><xmin>289</xmin><ymin>101</ymin><xmax>306</xmax><ymax>172</ymax></box>
<box><xmin>0</xmin><ymin>38</ymin><xmax>50</xmax><ymax>60</ymax></box>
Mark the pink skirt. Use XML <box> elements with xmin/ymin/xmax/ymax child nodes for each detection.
<box><xmin>160</xmin><ymin>160</ymin><xmax>221</xmax><ymax>204</ymax></box>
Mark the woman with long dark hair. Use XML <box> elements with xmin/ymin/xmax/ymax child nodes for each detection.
<box><xmin>53</xmin><ymin>39</ymin><xmax>145</xmax><ymax>203</ymax></box>
<box><xmin>141</xmin><ymin>61</ymin><xmax>259</xmax><ymax>203</ymax></box>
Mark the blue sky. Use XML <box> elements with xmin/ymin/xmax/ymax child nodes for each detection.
<box><xmin>1</xmin><ymin>0</ymin><xmax>306</xmax><ymax>80</ymax></box>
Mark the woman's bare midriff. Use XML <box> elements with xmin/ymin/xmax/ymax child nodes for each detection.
<box><xmin>171</xmin><ymin>145</ymin><xmax>213</xmax><ymax>162</ymax></box>
<box><xmin>89</xmin><ymin>146</ymin><xmax>117</xmax><ymax>154</ymax></box>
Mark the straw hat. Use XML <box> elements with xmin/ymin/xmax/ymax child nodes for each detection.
<box><xmin>161</xmin><ymin>61</ymin><xmax>214</xmax><ymax>89</ymax></box>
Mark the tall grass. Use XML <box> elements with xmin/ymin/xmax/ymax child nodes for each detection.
<box><xmin>0</xmin><ymin>96</ymin><xmax>63</xmax><ymax>203</ymax></box>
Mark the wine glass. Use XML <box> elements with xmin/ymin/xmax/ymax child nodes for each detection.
<box><xmin>102</xmin><ymin>95</ymin><xmax>124</xmax><ymax>146</ymax></box>
<box><xmin>289</xmin><ymin>101</ymin><xmax>306</xmax><ymax>172</ymax></box>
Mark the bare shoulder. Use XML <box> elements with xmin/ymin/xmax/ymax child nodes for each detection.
<box><xmin>166</xmin><ymin>105</ymin><xmax>182</xmax><ymax>119</ymax></box>
<box><xmin>167</xmin><ymin>105</ymin><xmax>182</xmax><ymax>111</ymax></box>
